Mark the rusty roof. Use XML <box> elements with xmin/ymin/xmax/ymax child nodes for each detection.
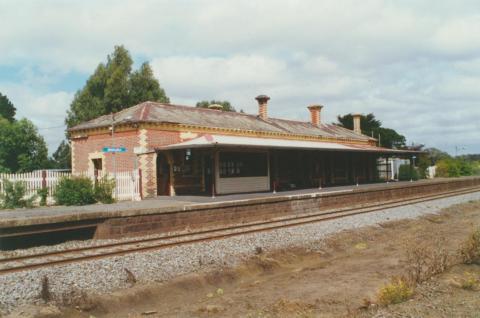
<box><xmin>69</xmin><ymin>101</ymin><xmax>375</xmax><ymax>142</ymax></box>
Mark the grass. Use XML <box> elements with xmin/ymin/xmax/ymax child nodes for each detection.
<box><xmin>376</xmin><ymin>276</ymin><xmax>414</xmax><ymax>306</ymax></box>
<box><xmin>458</xmin><ymin>272</ymin><xmax>479</xmax><ymax>290</ymax></box>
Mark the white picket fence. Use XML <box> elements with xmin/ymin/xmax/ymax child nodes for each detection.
<box><xmin>0</xmin><ymin>170</ymin><xmax>141</xmax><ymax>204</ymax></box>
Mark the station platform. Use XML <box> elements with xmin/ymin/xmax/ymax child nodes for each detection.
<box><xmin>0</xmin><ymin>179</ymin><xmax>474</xmax><ymax>229</ymax></box>
<box><xmin>0</xmin><ymin>177</ymin><xmax>480</xmax><ymax>240</ymax></box>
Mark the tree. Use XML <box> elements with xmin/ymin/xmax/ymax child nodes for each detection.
<box><xmin>196</xmin><ymin>100</ymin><xmax>236</xmax><ymax>112</ymax></box>
<box><xmin>336</xmin><ymin>113</ymin><xmax>406</xmax><ymax>149</ymax></box>
<box><xmin>66</xmin><ymin>45</ymin><xmax>169</xmax><ymax>128</ymax></box>
<box><xmin>0</xmin><ymin>92</ymin><xmax>16</xmax><ymax>122</ymax></box>
<box><xmin>129</xmin><ymin>63</ymin><xmax>169</xmax><ymax>105</ymax></box>
<box><xmin>423</xmin><ymin>147</ymin><xmax>451</xmax><ymax>165</ymax></box>
<box><xmin>50</xmin><ymin>140</ymin><xmax>71</xmax><ymax>169</ymax></box>
<box><xmin>0</xmin><ymin>118</ymin><xmax>49</xmax><ymax>172</ymax></box>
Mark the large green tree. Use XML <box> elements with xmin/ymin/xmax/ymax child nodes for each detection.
<box><xmin>0</xmin><ymin>92</ymin><xmax>16</xmax><ymax>122</ymax></box>
<box><xmin>49</xmin><ymin>140</ymin><xmax>71</xmax><ymax>169</ymax></box>
<box><xmin>66</xmin><ymin>45</ymin><xmax>169</xmax><ymax>128</ymax></box>
<box><xmin>336</xmin><ymin>113</ymin><xmax>406</xmax><ymax>149</ymax></box>
<box><xmin>195</xmin><ymin>100</ymin><xmax>236</xmax><ymax>112</ymax></box>
<box><xmin>0</xmin><ymin>117</ymin><xmax>49</xmax><ymax>172</ymax></box>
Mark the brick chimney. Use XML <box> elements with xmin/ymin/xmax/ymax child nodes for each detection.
<box><xmin>352</xmin><ymin>113</ymin><xmax>362</xmax><ymax>134</ymax></box>
<box><xmin>255</xmin><ymin>95</ymin><xmax>270</xmax><ymax>120</ymax></box>
<box><xmin>307</xmin><ymin>105</ymin><xmax>324</xmax><ymax>126</ymax></box>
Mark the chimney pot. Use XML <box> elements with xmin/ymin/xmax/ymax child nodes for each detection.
<box><xmin>307</xmin><ymin>104</ymin><xmax>324</xmax><ymax>126</ymax></box>
<box><xmin>255</xmin><ymin>95</ymin><xmax>270</xmax><ymax>120</ymax></box>
<box><xmin>352</xmin><ymin>113</ymin><xmax>362</xmax><ymax>134</ymax></box>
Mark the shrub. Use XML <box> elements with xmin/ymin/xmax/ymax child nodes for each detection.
<box><xmin>37</xmin><ymin>187</ymin><xmax>48</xmax><ymax>206</ymax></box>
<box><xmin>54</xmin><ymin>176</ymin><xmax>95</xmax><ymax>206</ymax></box>
<box><xmin>377</xmin><ymin>276</ymin><xmax>413</xmax><ymax>305</ymax></box>
<box><xmin>398</xmin><ymin>164</ymin><xmax>419</xmax><ymax>181</ymax></box>
<box><xmin>0</xmin><ymin>179</ymin><xmax>35</xmax><ymax>209</ymax></box>
<box><xmin>404</xmin><ymin>235</ymin><xmax>450</xmax><ymax>283</ymax></box>
<box><xmin>460</xmin><ymin>229</ymin><xmax>480</xmax><ymax>264</ymax></box>
<box><xmin>436</xmin><ymin>158</ymin><xmax>475</xmax><ymax>178</ymax></box>
<box><xmin>94</xmin><ymin>175</ymin><xmax>116</xmax><ymax>204</ymax></box>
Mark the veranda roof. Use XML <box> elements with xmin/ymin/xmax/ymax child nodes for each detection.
<box><xmin>157</xmin><ymin>134</ymin><xmax>419</xmax><ymax>155</ymax></box>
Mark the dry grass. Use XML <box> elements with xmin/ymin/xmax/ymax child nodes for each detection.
<box><xmin>376</xmin><ymin>276</ymin><xmax>414</xmax><ymax>306</ymax></box>
<box><xmin>404</xmin><ymin>234</ymin><xmax>450</xmax><ymax>284</ymax></box>
<box><xmin>459</xmin><ymin>228</ymin><xmax>480</xmax><ymax>264</ymax></box>
<box><xmin>451</xmin><ymin>271</ymin><xmax>479</xmax><ymax>290</ymax></box>
<box><xmin>59</xmin><ymin>289</ymin><xmax>100</xmax><ymax>311</ymax></box>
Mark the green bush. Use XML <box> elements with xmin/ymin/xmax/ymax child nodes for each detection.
<box><xmin>54</xmin><ymin>176</ymin><xmax>95</xmax><ymax>206</ymax></box>
<box><xmin>94</xmin><ymin>175</ymin><xmax>116</xmax><ymax>204</ymax></box>
<box><xmin>0</xmin><ymin>179</ymin><xmax>35</xmax><ymax>209</ymax></box>
<box><xmin>37</xmin><ymin>187</ymin><xmax>48</xmax><ymax>206</ymax></box>
<box><xmin>436</xmin><ymin>158</ymin><xmax>475</xmax><ymax>178</ymax></box>
<box><xmin>398</xmin><ymin>164</ymin><xmax>419</xmax><ymax>181</ymax></box>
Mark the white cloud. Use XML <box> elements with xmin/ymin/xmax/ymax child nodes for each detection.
<box><xmin>0</xmin><ymin>83</ymin><xmax>72</xmax><ymax>153</ymax></box>
<box><xmin>0</xmin><ymin>0</ymin><xmax>479</xmax><ymax>153</ymax></box>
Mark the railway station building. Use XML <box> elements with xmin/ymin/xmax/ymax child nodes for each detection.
<box><xmin>69</xmin><ymin>95</ymin><xmax>416</xmax><ymax>198</ymax></box>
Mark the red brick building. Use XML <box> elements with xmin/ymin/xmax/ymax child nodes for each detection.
<box><xmin>69</xmin><ymin>95</ymin><xmax>414</xmax><ymax>198</ymax></box>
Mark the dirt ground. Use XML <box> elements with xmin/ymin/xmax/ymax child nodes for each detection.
<box><xmin>8</xmin><ymin>200</ymin><xmax>480</xmax><ymax>318</ymax></box>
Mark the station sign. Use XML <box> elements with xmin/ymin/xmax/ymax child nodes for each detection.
<box><xmin>103</xmin><ymin>147</ymin><xmax>126</xmax><ymax>153</ymax></box>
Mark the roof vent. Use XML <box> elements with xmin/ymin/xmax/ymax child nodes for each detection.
<box><xmin>208</xmin><ymin>104</ymin><xmax>223</xmax><ymax>111</ymax></box>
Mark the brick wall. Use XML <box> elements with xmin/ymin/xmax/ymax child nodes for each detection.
<box><xmin>72</xmin><ymin>130</ymin><xmax>140</xmax><ymax>174</ymax></box>
<box><xmin>94</xmin><ymin>177</ymin><xmax>480</xmax><ymax>239</ymax></box>
<box><xmin>146</xmin><ymin>129</ymin><xmax>182</xmax><ymax>148</ymax></box>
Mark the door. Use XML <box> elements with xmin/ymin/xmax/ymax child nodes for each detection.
<box><xmin>156</xmin><ymin>153</ymin><xmax>170</xmax><ymax>195</ymax></box>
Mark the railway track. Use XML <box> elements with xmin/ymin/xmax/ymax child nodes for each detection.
<box><xmin>1</xmin><ymin>186</ymin><xmax>479</xmax><ymax>275</ymax></box>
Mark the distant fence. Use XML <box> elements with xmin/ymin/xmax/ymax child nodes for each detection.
<box><xmin>0</xmin><ymin>170</ymin><xmax>141</xmax><ymax>203</ymax></box>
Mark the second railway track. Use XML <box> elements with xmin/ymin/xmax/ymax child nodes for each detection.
<box><xmin>1</xmin><ymin>186</ymin><xmax>479</xmax><ymax>275</ymax></box>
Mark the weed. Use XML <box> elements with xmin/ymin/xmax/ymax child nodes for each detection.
<box><xmin>94</xmin><ymin>175</ymin><xmax>116</xmax><ymax>204</ymax></box>
<box><xmin>125</xmin><ymin>268</ymin><xmax>137</xmax><ymax>285</ymax></box>
<box><xmin>37</xmin><ymin>187</ymin><xmax>48</xmax><ymax>206</ymax></box>
<box><xmin>40</xmin><ymin>275</ymin><xmax>51</xmax><ymax>303</ymax></box>
<box><xmin>451</xmin><ymin>271</ymin><xmax>479</xmax><ymax>290</ymax></box>
<box><xmin>404</xmin><ymin>235</ymin><xmax>450</xmax><ymax>284</ymax></box>
<box><xmin>376</xmin><ymin>276</ymin><xmax>413</xmax><ymax>306</ymax></box>
<box><xmin>460</xmin><ymin>228</ymin><xmax>480</xmax><ymax>264</ymax></box>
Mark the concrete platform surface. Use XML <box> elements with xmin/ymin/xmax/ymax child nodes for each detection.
<box><xmin>0</xmin><ymin>178</ymin><xmax>474</xmax><ymax>228</ymax></box>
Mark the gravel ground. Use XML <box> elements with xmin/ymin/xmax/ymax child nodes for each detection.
<box><xmin>1</xmin><ymin>192</ymin><xmax>479</xmax><ymax>314</ymax></box>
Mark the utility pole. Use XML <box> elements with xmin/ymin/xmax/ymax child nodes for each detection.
<box><xmin>111</xmin><ymin>113</ymin><xmax>118</xmax><ymax>200</ymax></box>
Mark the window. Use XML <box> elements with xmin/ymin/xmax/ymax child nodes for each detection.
<box><xmin>92</xmin><ymin>158</ymin><xmax>102</xmax><ymax>172</ymax></box>
<box><xmin>219</xmin><ymin>152</ymin><xmax>268</xmax><ymax>178</ymax></box>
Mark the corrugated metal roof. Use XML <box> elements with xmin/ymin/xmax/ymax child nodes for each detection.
<box><xmin>157</xmin><ymin>134</ymin><xmax>418</xmax><ymax>154</ymax></box>
<box><xmin>69</xmin><ymin>101</ymin><xmax>374</xmax><ymax>142</ymax></box>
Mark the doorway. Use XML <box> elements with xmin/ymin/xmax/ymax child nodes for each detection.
<box><xmin>156</xmin><ymin>153</ymin><xmax>170</xmax><ymax>195</ymax></box>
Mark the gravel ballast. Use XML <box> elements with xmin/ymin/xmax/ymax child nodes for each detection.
<box><xmin>1</xmin><ymin>192</ymin><xmax>479</xmax><ymax>314</ymax></box>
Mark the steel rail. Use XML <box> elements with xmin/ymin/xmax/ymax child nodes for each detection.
<box><xmin>1</xmin><ymin>186</ymin><xmax>479</xmax><ymax>275</ymax></box>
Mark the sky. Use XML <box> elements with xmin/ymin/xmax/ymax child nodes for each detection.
<box><xmin>0</xmin><ymin>0</ymin><xmax>479</xmax><ymax>155</ymax></box>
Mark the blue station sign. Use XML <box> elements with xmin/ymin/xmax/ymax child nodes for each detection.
<box><xmin>103</xmin><ymin>147</ymin><xmax>126</xmax><ymax>153</ymax></box>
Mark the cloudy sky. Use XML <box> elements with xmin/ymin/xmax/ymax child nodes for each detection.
<box><xmin>0</xmin><ymin>0</ymin><xmax>479</xmax><ymax>154</ymax></box>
